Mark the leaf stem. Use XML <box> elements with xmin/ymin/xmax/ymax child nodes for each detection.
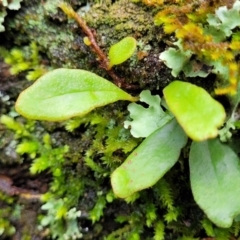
<box><xmin>59</xmin><ymin>3</ymin><xmax>130</xmax><ymax>88</ymax></box>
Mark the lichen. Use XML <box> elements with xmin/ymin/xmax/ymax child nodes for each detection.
<box><xmin>0</xmin><ymin>0</ymin><xmax>23</xmax><ymax>32</ymax></box>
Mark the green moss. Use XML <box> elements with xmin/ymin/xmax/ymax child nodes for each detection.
<box><xmin>3</xmin><ymin>0</ymin><xmax>172</xmax><ymax>90</ymax></box>
<box><xmin>84</xmin><ymin>0</ymin><xmax>170</xmax><ymax>89</ymax></box>
<box><xmin>4</xmin><ymin>0</ymin><xmax>90</xmax><ymax>70</ymax></box>
<box><xmin>85</xmin><ymin>0</ymin><xmax>153</xmax><ymax>42</ymax></box>
<box><xmin>0</xmin><ymin>192</ymin><xmax>16</xmax><ymax>237</ymax></box>
<box><xmin>2</xmin><ymin>0</ymin><xmax>240</xmax><ymax>239</ymax></box>
<box><xmin>1</xmin><ymin>42</ymin><xmax>47</xmax><ymax>80</ymax></box>
<box><xmin>2</xmin><ymin>104</ymin><xmax>240</xmax><ymax>238</ymax></box>
<box><xmin>154</xmin><ymin>0</ymin><xmax>240</xmax><ymax>94</ymax></box>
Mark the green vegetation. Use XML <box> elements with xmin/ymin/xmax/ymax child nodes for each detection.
<box><xmin>0</xmin><ymin>42</ymin><xmax>47</xmax><ymax>80</ymax></box>
<box><xmin>0</xmin><ymin>192</ymin><xmax>16</xmax><ymax>237</ymax></box>
<box><xmin>15</xmin><ymin>68</ymin><xmax>138</xmax><ymax>121</ymax></box>
<box><xmin>14</xmin><ymin>45</ymin><xmax>239</xmax><ymax>229</ymax></box>
<box><xmin>108</xmin><ymin>36</ymin><xmax>137</xmax><ymax>69</ymax></box>
<box><xmin>2</xmin><ymin>0</ymin><xmax>240</xmax><ymax>239</ymax></box>
<box><xmin>155</xmin><ymin>0</ymin><xmax>240</xmax><ymax>95</ymax></box>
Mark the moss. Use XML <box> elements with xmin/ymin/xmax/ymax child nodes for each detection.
<box><xmin>0</xmin><ymin>192</ymin><xmax>16</xmax><ymax>237</ymax></box>
<box><xmin>0</xmin><ymin>104</ymin><xmax>221</xmax><ymax>239</ymax></box>
<box><xmin>0</xmin><ymin>42</ymin><xmax>47</xmax><ymax>80</ymax></box>
<box><xmin>4</xmin><ymin>0</ymin><xmax>90</xmax><ymax>70</ymax></box>
<box><xmin>85</xmin><ymin>0</ymin><xmax>153</xmax><ymax>42</ymax></box>
<box><xmin>2</xmin><ymin>1</ymin><xmax>240</xmax><ymax>239</ymax></box>
<box><xmin>2</xmin><ymin>0</ymin><xmax>172</xmax><ymax>90</ymax></box>
<box><xmin>85</xmin><ymin>0</ymin><xmax>171</xmax><ymax>89</ymax></box>
<box><xmin>153</xmin><ymin>0</ymin><xmax>240</xmax><ymax>94</ymax></box>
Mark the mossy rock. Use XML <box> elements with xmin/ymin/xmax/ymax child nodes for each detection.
<box><xmin>0</xmin><ymin>0</ymin><xmax>236</xmax><ymax>239</ymax></box>
<box><xmin>2</xmin><ymin>0</ymin><xmax>173</xmax><ymax>90</ymax></box>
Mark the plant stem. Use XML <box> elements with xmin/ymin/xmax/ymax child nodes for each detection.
<box><xmin>59</xmin><ymin>3</ymin><xmax>128</xmax><ymax>88</ymax></box>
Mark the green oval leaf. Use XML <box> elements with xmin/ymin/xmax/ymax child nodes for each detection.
<box><xmin>15</xmin><ymin>68</ymin><xmax>137</xmax><ymax>121</ymax></box>
<box><xmin>111</xmin><ymin>119</ymin><xmax>187</xmax><ymax>198</ymax></box>
<box><xmin>163</xmin><ymin>81</ymin><xmax>226</xmax><ymax>141</ymax></box>
<box><xmin>190</xmin><ymin>139</ymin><xmax>240</xmax><ymax>228</ymax></box>
<box><xmin>108</xmin><ymin>37</ymin><xmax>137</xmax><ymax>68</ymax></box>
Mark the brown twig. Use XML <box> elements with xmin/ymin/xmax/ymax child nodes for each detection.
<box><xmin>59</xmin><ymin>3</ymin><xmax>134</xmax><ymax>88</ymax></box>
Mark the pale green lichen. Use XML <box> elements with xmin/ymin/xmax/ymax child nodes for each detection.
<box><xmin>0</xmin><ymin>0</ymin><xmax>22</xmax><ymax>32</ymax></box>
